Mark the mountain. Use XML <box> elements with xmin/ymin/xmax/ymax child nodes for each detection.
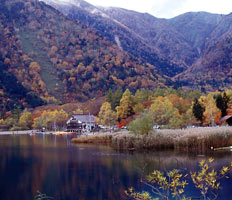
<box><xmin>44</xmin><ymin>0</ymin><xmax>231</xmax><ymax>91</ymax></box>
<box><xmin>0</xmin><ymin>0</ymin><xmax>170</xmax><ymax>104</ymax></box>
<box><xmin>47</xmin><ymin>0</ymin><xmax>232</xmax><ymax>92</ymax></box>
<box><xmin>99</xmin><ymin>8</ymin><xmax>227</xmax><ymax>69</ymax></box>
<box><xmin>174</xmin><ymin>13</ymin><xmax>232</xmax><ymax>91</ymax></box>
<box><xmin>168</xmin><ymin>12</ymin><xmax>224</xmax><ymax>51</ymax></box>
<box><xmin>42</xmin><ymin>0</ymin><xmax>182</xmax><ymax>77</ymax></box>
<box><xmin>99</xmin><ymin>7</ymin><xmax>198</xmax><ymax>68</ymax></box>
<box><xmin>0</xmin><ymin>0</ymin><xmax>232</xmax><ymax>109</ymax></box>
<box><xmin>99</xmin><ymin>8</ymin><xmax>232</xmax><ymax>91</ymax></box>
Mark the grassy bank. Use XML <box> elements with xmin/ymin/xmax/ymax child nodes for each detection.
<box><xmin>71</xmin><ymin>127</ymin><xmax>232</xmax><ymax>151</ymax></box>
<box><xmin>71</xmin><ymin>132</ymin><xmax>115</xmax><ymax>144</ymax></box>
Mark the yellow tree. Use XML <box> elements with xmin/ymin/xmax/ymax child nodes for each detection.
<box><xmin>199</xmin><ymin>94</ymin><xmax>220</xmax><ymax>126</ymax></box>
<box><xmin>33</xmin><ymin>116</ymin><xmax>44</xmax><ymax>130</ymax></box>
<box><xmin>167</xmin><ymin>94</ymin><xmax>191</xmax><ymax>114</ymax></box>
<box><xmin>150</xmin><ymin>98</ymin><xmax>173</xmax><ymax>125</ymax></box>
<box><xmin>133</xmin><ymin>103</ymin><xmax>145</xmax><ymax>114</ymax></box>
<box><xmin>116</xmin><ymin>89</ymin><xmax>134</xmax><ymax>120</ymax></box>
<box><xmin>29</xmin><ymin>62</ymin><xmax>40</xmax><ymax>75</ymax></box>
<box><xmin>168</xmin><ymin>109</ymin><xmax>184</xmax><ymax>129</ymax></box>
<box><xmin>43</xmin><ymin>110</ymin><xmax>68</xmax><ymax>131</ymax></box>
<box><xmin>40</xmin><ymin>110</ymin><xmax>56</xmax><ymax>130</ymax></box>
<box><xmin>56</xmin><ymin>109</ymin><xmax>69</xmax><ymax>130</ymax></box>
<box><xmin>182</xmin><ymin>108</ymin><xmax>198</xmax><ymax>127</ymax></box>
<box><xmin>99</xmin><ymin>102</ymin><xmax>117</xmax><ymax>127</ymax></box>
<box><xmin>49</xmin><ymin>46</ymin><xmax>58</xmax><ymax>57</ymax></box>
<box><xmin>29</xmin><ymin>62</ymin><xmax>47</xmax><ymax>94</ymax></box>
<box><xmin>18</xmin><ymin>109</ymin><xmax>32</xmax><ymax>130</ymax></box>
<box><xmin>150</xmin><ymin>98</ymin><xmax>183</xmax><ymax>128</ymax></box>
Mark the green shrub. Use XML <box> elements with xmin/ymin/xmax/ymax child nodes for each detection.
<box><xmin>128</xmin><ymin>112</ymin><xmax>154</xmax><ymax>135</ymax></box>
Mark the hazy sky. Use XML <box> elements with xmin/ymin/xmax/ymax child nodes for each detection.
<box><xmin>84</xmin><ymin>0</ymin><xmax>232</xmax><ymax>18</ymax></box>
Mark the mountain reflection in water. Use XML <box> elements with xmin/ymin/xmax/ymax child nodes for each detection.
<box><xmin>0</xmin><ymin>135</ymin><xmax>232</xmax><ymax>200</ymax></box>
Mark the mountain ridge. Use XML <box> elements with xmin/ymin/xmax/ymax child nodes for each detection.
<box><xmin>0</xmin><ymin>0</ymin><xmax>171</xmax><ymax>104</ymax></box>
<box><xmin>56</xmin><ymin>1</ymin><xmax>231</xmax><ymax>91</ymax></box>
<box><xmin>42</xmin><ymin>0</ymin><xmax>181</xmax><ymax>77</ymax></box>
<box><xmin>45</xmin><ymin>0</ymin><xmax>231</xmax><ymax>85</ymax></box>
<box><xmin>0</xmin><ymin>0</ymin><xmax>232</xmax><ymax>109</ymax></box>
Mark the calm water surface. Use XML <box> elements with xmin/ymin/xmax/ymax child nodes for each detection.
<box><xmin>0</xmin><ymin>134</ymin><xmax>232</xmax><ymax>200</ymax></box>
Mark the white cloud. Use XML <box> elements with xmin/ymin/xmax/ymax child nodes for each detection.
<box><xmin>85</xmin><ymin>0</ymin><xmax>232</xmax><ymax>18</ymax></box>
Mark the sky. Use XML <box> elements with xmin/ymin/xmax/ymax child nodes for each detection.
<box><xmin>84</xmin><ymin>0</ymin><xmax>232</xmax><ymax>18</ymax></box>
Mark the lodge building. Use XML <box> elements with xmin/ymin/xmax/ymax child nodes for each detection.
<box><xmin>66</xmin><ymin>114</ymin><xmax>96</xmax><ymax>133</ymax></box>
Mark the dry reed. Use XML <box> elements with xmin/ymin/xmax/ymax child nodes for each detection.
<box><xmin>71</xmin><ymin>132</ymin><xmax>117</xmax><ymax>144</ymax></box>
<box><xmin>71</xmin><ymin>127</ymin><xmax>232</xmax><ymax>152</ymax></box>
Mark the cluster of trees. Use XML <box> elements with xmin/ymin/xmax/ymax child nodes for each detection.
<box><xmin>0</xmin><ymin>105</ymin><xmax>84</xmax><ymax>131</ymax></box>
<box><xmin>0</xmin><ymin>92</ymin><xmax>105</xmax><ymax>131</ymax></box>
<box><xmin>192</xmin><ymin>92</ymin><xmax>231</xmax><ymax>125</ymax></box>
<box><xmin>33</xmin><ymin>109</ymin><xmax>68</xmax><ymax>131</ymax></box>
<box><xmin>0</xmin><ymin>53</ymin><xmax>44</xmax><ymax>119</ymax></box>
<box><xmin>0</xmin><ymin>107</ymin><xmax>31</xmax><ymax>131</ymax></box>
<box><xmin>1</xmin><ymin>86</ymin><xmax>232</xmax><ymax>132</ymax></box>
<box><xmin>98</xmin><ymin>87</ymin><xmax>232</xmax><ymax>132</ymax></box>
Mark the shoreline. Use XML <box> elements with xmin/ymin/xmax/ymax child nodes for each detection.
<box><xmin>0</xmin><ymin>130</ymin><xmax>35</xmax><ymax>135</ymax></box>
<box><xmin>71</xmin><ymin>127</ymin><xmax>232</xmax><ymax>152</ymax></box>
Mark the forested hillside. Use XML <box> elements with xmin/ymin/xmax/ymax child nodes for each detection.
<box><xmin>0</xmin><ymin>0</ymin><xmax>232</xmax><ymax>115</ymax></box>
<box><xmin>43</xmin><ymin>0</ymin><xmax>232</xmax><ymax>92</ymax></box>
<box><xmin>43</xmin><ymin>0</ymin><xmax>181</xmax><ymax>77</ymax></box>
<box><xmin>0</xmin><ymin>53</ymin><xmax>44</xmax><ymax>117</ymax></box>
<box><xmin>0</xmin><ymin>0</ymin><xmax>170</xmax><ymax>105</ymax></box>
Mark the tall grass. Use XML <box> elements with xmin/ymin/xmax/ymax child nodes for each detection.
<box><xmin>71</xmin><ymin>127</ymin><xmax>232</xmax><ymax>152</ymax></box>
<box><xmin>71</xmin><ymin>132</ymin><xmax>116</xmax><ymax>144</ymax></box>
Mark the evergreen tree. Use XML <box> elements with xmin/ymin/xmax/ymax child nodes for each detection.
<box><xmin>214</xmin><ymin>92</ymin><xmax>229</xmax><ymax>117</ymax></box>
<box><xmin>192</xmin><ymin>98</ymin><xmax>205</xmax><ymax>123</ymax></box>
<box><xmin>12</xmin><ymin>106</ymin><xmax>22</xmax><ymax>121</ymax></box>
<box><xmin>106</xmin><ymin>88</ymin><xmax>123</xmax><ymax>111</ymax></box>
<box><xmin>106</xmin><ymin>89</ymin><xmax>113</xmax><ymax>105</ymax></box>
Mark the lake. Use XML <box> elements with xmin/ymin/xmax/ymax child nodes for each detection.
<box><xmin>0</xmin><ymin>134</ymin><xmax>232</xmax><ymax>200</ymax></box>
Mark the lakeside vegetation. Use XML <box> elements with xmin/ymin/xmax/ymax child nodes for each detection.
<box><xmin>0</xmin><ymin>87</ymin><xmax>232</xmax><ymax>134</ymax></box>
<box><xmin>71</xmin><ymin>127</ymin><xmax>232</xmax><ymax>151</ymax></box>
<box><xmin>99</xmin><ymin>88</ymin><xmax>232</xmax><ymax>129</ymax></box>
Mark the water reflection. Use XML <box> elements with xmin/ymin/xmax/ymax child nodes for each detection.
<box><xmin>0</xmin><ymin>135</ymin><xmax>232</xmax><ymax>200</ymax></box>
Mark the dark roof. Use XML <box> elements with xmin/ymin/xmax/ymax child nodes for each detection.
<box><xmin>220</xmin><ymin>115</ymin><xmax>232</xmax><ymax>122</ymax></box>
<box><xmin>71</xmin><ymin>114</ymin><xmax>95</xmax><ymax>123</ymax></box>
